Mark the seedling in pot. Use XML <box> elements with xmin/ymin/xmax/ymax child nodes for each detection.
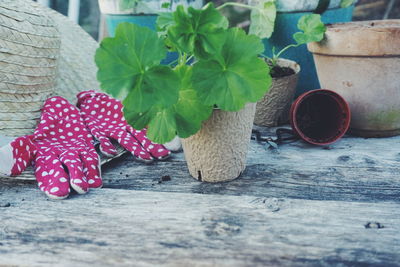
<box><xmin>262</xmin><ymin>10</ymin><xmax>327</xmax><ymax>77</ymax></box>
<box><xmin>95</xmin><ymin>2</ymin><xmax>278</xmax><ymax>144</ymax></box>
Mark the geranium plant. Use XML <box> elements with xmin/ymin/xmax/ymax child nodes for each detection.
<box><xmin>95</xmin><ymin>1</ymin><xmax>327</xmax><ymax>144</ymax></box>
<box><xmin>95</xmin><ymin>2</ymin><xmax>277</xmax><ymax>144</ymax></box>
<box><xmin>265</xmin><ymin>13</ymin><xmax>326</xmax><ymax>70</ymax></box>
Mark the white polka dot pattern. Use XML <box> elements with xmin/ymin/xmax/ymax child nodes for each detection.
<box><xmin>76</xmin><ymin>90</ymin><xmax>171</xmax><ymax>162</ymax></box>
<box><xmin>8</xmin><ymin>136</ymin><xmax>37</xmax><ymax>176</ymax></box>
<box><xmin>19</xmin><ymin>96</ymin><xmax>103</xmax><ymax>200</ymax></box>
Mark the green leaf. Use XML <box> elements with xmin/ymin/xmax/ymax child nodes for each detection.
<box><xmin>192</xmin><ymin>28</ymin><xmax>271</xmax><ymax>111</ymax></box>
<box><xmin>173</xmin><ymin>65</ymin><xmax>213</xmax><ymax>138</ymax></box>
<box><xmin>126</xmin><ymin>104</ymin><xmax>177</xmax><ymax>144</ymax></box>
<box><xmin>293</xmin><ymin>14</ymin><xmax>326</xmax><ymax>45</ymax></box>
<box><xmin>96</xmin><ymin>23</ymin><xmax>179</xmax><ymax>112</ymax></box>
<box><xmin>124</xmin><ymin>105</ymin><xmax>158</xmax><ymax>130</ymax></box>
<box><xmin>161</xmin><ymin>2</ymin><xmax>171</xmax><ymax>9</ymax></box>
<box><xmin>340</xmin><ymin>0</ymin><xmax>355</xmax><ymax>8</ymax></box>
<box><xmin>123</xmin><ymin>65</ymin><xmax>179</xmax><ymax>112</ymax></box>
<box><xmin>123</xmin><ymin>65</ymin><xmax>213</xmax><ymax>144</ymax></box>
<box><xmin>156</xmin><ymin>12</ymin><xmax>174</xmax><ymax>31</ymax></box>
<box><xmin>166</xmin><ymin>3</ymin><xmax>229</xmax><ymax>58</ymax></box>
<box><xmin>147</xmin><ymin>108</ymin><xmax>177</xmax><ymax>144</ymax></box>
<box><xmin>249</xmin><ymin>0</ymin><xmax>276</xmax><ymax>39</ymax></box>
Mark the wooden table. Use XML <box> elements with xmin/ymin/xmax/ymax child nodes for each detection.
<box><xmin>1</xmin><ymin>127</ymin><xmax>399</xmax><ymax>266</ymax></box>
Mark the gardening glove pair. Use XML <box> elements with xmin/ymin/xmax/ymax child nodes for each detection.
<box><xmin>0</xmin><ymin>91</ymin><xmax>171</xmax><ymax>199</ymax></box>
<box><xmin>76</xmin><ymin>90</ymin><xmax>171</xmax><ymax>162</ymax></box>
<box><xmin>0</xmin><ymin>96</ymin><xmax>102</xmax><ymax>199</ymax></box>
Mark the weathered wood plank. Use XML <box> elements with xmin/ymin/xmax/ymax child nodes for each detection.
<box><xmin>2</xmin><ymin>130</ymin><xmax>400</xmax><ymax>202</ymax></box>
<box><xmin>96</xmin><ymin>132</ymin><xmax>400</xmax><ymax>203</ymax></box>
<box><xmin>0</xmin><ymin>190</ymin><xmax>399</xmax><ymax>266</ymax></box>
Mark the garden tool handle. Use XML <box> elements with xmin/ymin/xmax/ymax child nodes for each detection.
<box><xmin>275</xmin><ymin>128</ymin><xmax>299</xmax><ymax>143</ymax></box>
<box><xmin>251</xmin><ymin>128</ymin><xmax>299</xmax><ymax>145</ymax></box>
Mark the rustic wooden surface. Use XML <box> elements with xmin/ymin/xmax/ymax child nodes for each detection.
<box><xmin>1</xmin><ymin>126</ymin><xmax>399</xmax><ymax>266</ymax></box>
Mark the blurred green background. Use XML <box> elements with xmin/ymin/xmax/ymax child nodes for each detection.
<box><xmin>43</xmin><ymin>0</ymin><xmax>400</xmax><ymax>40</ymax></box>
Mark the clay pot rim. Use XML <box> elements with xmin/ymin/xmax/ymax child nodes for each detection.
<box><xmin>308</xmin><ymin>19</ymin><xmax>400</xmax><ymax>56</ymax></box>
<box><xmin>326</xmin><ymin>19</ymin><xmax>400</xmax><ymax>31</ymax></box>
<box><xmin>268</xmin><ymin>58</ymin><xmax>301</xmax><ymax>80</ymax></box>
<box><xmin>290</xmin><ymin>89</ymin><xmax>351</xmax><ymax>146</ymax></box>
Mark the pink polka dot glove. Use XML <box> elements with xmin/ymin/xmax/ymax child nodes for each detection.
<box><xmin>0</xmin><ymin>135</ymin><xmax>36</xmax><ymax>176</ymax></box>
<box><xmin>76</xmin><ymin>90</ymin><xmax>171</xmax><ymax>163</ymax></box>
<box><xmin>33</xmin><ymin>96</ymin><xmax>102</xmax><ymax>199</ymax></box>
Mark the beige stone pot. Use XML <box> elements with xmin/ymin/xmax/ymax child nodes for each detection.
<box><xmin>181</xmin><ymin>103</ymin><xmax>256</xmax><ymax>183</ymax></box>
<box><xmin>254</xmin><ymin>58</ymin><xmax>300</xmax><ymax>127</ymax></box>
<box><xmin>308</xmin><ymin>20</ymin><xmax>400</xmax><ymax>137</ymax></box>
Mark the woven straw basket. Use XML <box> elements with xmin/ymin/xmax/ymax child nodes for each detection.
<box><xmin>0</xmin><ymin>0</ymin><xmax>125</xmax><ymax>180</ymax></box>
<box><xmin>0</xmin><ymin>0</ymin><xmax>101</xmax><ymax>137</ymax></box>
<box><xmin>0</xmin><ymin>0</ymin><xmax>59</xmax><ymax>136</ymax></box>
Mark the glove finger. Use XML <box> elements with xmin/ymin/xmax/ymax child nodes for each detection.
<box><xmin>89</xmin><ymin>126</ymin><xmax>117</xmax><ymax>157</ymax></box>
<box><xmin>163</xmin><ymin>136</ymin><xmax>182</xmax><ymax>152</ymax></box>
<box><xmin>0</xmin><ymin>143</ymin><xmax>14</xmax><ymax>176</ymax></box>
<box><xmin>59</xmin><ymin>150</ymin><xmax>89</xmax><ymax>194</ymax></box>
<box><xmin>129</xmin><ymin>128</ymin><xmax>171</xmax><ymax>160</ymax></box>
<box><xmin>0</xmin><ymin>136</ymin><xmax>36</xmax><ymax>176</ymax></box>
<box><xmin>80</xmin><ymin>148</ymin><xmax>102</xmax><ymax>189</ymax></box>
<box><xmin>35</xmin><ymin>152</ymin><xmax>70</xmax><ymax>200</ymax></box>
<box><xmin>108</xmin><ymin>130</ymin><xmax>154</xmax><ymax>163</ymax></box>
<box><xmin>76</xmin><ymin>90</ymin><xmax>97</xmax><ymax>108</ymax></box>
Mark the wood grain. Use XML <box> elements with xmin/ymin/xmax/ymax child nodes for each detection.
<box><xmin>0</xmin><ymin>190</ymin><xmax>399</xmax><ymax>266</ymax></box>
<box><xmin>98</xmin><ymin>131</ymin><xmax>400</xmax><ymax>203</ymax></box>
<box><xmin>1</xmin><ymin>126</ymin><xmax>400</xmax><ymax>266</ymax></box>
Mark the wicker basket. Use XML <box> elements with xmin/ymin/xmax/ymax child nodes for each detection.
<box><xmin>0</xmin><ymin>0</ymin><xmax>60</xmax><ymax>136</ymax></box>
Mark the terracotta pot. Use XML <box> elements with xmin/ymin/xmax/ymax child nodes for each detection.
<box><xmin>254</xmin><ymin>58</ymin><xmax>300</xmax><ymax>127</ymax></box>
<box><xmin>308</xmin><ymin>20</ymin><xmax>400</xmax><ymax>137</ymax></box>
<box><xmin>262</xmin><ymin>0</ymin><xmax>356</xmax><ymax>96</ymax></box>
<box><xmin>290</xmin><ymin>89</ymin><xmax>351</xmax><ymax>145</ymax></box>
<box><xmin>181</xmin><ymin>103</ymin><xmax>256</xmax><ymax>183</ymax></box>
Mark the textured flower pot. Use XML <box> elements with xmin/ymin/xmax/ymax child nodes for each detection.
<box><xmin>290</xmin><ymin>89</ymin><xmax>351</xmax><ymax>145</ymax></box>
<box><xmin>263</xmin><ymin>0</ymin><xmax>355</xmax><ymax>96</ymax></box>
<box><xmin>308</xmin><ymin>20</ymin><xmax>400</xmax><ymax>137</ymax></box>
<box><xmin>181</xmin><ymin>103</ymin><xmax>256</xmax><ymax>183</ymax></box>
<box><xmin>254</xmin><ymin>58</ymin><xmax>300</xmax><ymax>127</ymax></box>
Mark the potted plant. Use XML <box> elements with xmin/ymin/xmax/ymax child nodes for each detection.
<box><xmin>308</xmin><ymin>20</ymin><xmax>400</xmax><ymax>138</ymax></box>
<box><xmin>254</xmin><ymin>13</ymin><xmax>326</xmax><ymax>127</ymax></box>
<box><xmin>262</xmin><ymin>0</ymin><xmax>357</xmax><ymax>96</ymax></box>
<box><xmin>95</xmin><ymin>2</ymin><xmax>324</xmax><ymax>182</ymax></box>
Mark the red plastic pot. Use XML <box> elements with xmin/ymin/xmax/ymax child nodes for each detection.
<box><xmin>290</xmin><ymin>89</ymin><xmax>351</xmax><ymax>145</ymax></box>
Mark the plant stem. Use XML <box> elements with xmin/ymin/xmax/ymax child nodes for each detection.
<box><xmin>259</xmin><ymin>53</ymin><xmax>271</xmax><ymax>60</ymax></box>
<box><xmin>168</xmin><ymin>58</ymin><xmax>179</xmax><ymax>66</ymax></box>
<box><xmin>274</xmin><ymin>44</ymin><xmax>299</xmax><ymax>60</ymax></box>
<box><xmin>216</xmin><ymin>2</ymin><xmax>257</xmax><ymax>11</ymax></box>
<box><xmin>179</xmin><ymin>52</ymin><xmax>188</xmax><ymax>67</ymax></box>
<box><xmin>186</xmin><ymin>55</ymin><xmax>194</xmax><ymax>64</ymax></box>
